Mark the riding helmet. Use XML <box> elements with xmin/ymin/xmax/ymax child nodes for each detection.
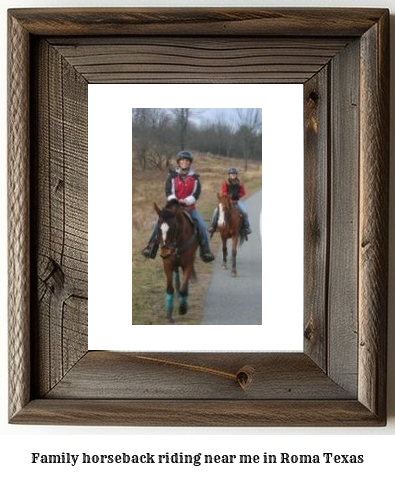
<box><xmin>228</xmin><ymin>167</ymin><xmax>238</xmax><ymax>175</ymax></box>
<box><xmin>177</xmin><ymin>150</ymin><xmax>194</xmax><ymax>162</ymax></box>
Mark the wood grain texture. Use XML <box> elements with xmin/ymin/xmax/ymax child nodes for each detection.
<box><xmin>48</xmin><ymin>37</ymin><xmax>350</xmax><ymax>84</ymax></box>
<box><xmin>45</xmin><ymin>352</ymin><xmax>354</xmax><ymax>400</ymax></box>
<box><xmin>303</xmin><ymin>67</ymin><xmax>329</xmax><ymax>370</ymax></box>
<box><xmin>8</xmin><ymin>12</ymin><xmax>31</xmax><ymax>421</ymax></box>
<box><xmin>30</xmin><ymin>39</ymin><xmax>88</xmax><ymax>397</ymax></box>
<box><xmin>358</xmin><ymin>12</ymin><xmax>389</xmax><ymax>421</ymax></box>
<box><xmin>8</xmin><ymin>7</ymin><xmax>387</xmax><ymax>37</ymax></box>
<box><xmin>11</xmin><ymin>399</ymin><xmax>384</xmax><ymax>427</ymax></box>
<box><xmin>327</xmin><ymin>39</ymin><xmax>360</xmax><ymax>396</ymax></box>
<box><xmin>7</xmin><ymin>8</ymin><xmax>389</xmax><ymax>426</ymax></box>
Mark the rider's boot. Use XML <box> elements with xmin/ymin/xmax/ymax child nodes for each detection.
<box><xmin>208</xmin><ymin>209</ymin><xmax>219</xmax><ymax>236</ymax></box>
<box><xmin>208</xmin><ymin>222</ymin><xmax>217</xmax><ymax>235</ymax></box>
<box><xmin>243</xmin><ymin>213</ymin><xmax>252</xmax><ymax>234</ymax></box>
<box><xmin>141</xmin><ymin>242</ymin><xmax>159</xmax><ymax>259</ymax></box>
<box><xmin>200</xmin><ymin>245</ymin><xmax>215</xmax><ymax>263</ymax></box>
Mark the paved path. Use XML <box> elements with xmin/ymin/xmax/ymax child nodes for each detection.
<box><xmin>203</xmin><ymin>191</ymin><xmax>262</xmax><ymax>325</ymax></box>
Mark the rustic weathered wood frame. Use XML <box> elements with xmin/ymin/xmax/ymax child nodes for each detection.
<box><xmin>8</xmin><ymin>8</ymin><xmax>389</xmax><ymax>426</ymax></box>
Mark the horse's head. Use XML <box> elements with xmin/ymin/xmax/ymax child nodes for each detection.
<box><xmin>217</xmin><ymin>193</ymin><xmax>232</xmax><ymax>209</ymax></box>
<box><xmin>154</xmin><ymin>200</ymin><xmax>182</xmax><ymax>258</ymax></box>
<box><xmin>217</xmin><ymin>193</ymin><xmax>232</xmax><ymax>224</ymax></box>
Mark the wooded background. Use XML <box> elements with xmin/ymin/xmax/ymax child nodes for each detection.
<box><xmin>132</xmin><ymin>107</ymin><xmax>262</xmax><ymax>172</ymax></box>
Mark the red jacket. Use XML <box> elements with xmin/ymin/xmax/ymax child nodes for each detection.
<box><xmin>165</xmin><ymin>168</ymin><xmax>201</xmax><ymax>209</ymax></box>
<box><xmin>221</xmin><ymin>179</ymin><xmax>246</xmax><ymax>200</ymax></box>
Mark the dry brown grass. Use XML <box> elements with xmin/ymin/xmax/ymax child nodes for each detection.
<box><xmin>132</xmin><ymin>152</ymin><xmax>261</xmax><ymax>325</ymax></box>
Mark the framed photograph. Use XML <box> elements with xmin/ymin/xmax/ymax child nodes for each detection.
<box><xmin>8</xmin><ymin>8</ymin><xmax>389</xmax><ymax>426</ymax></box>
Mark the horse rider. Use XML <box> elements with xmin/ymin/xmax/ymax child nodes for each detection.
<box><xmin>208</xmin><ymin>167</ymin><xmax>252</xmax><ymax>235</ymax></box>
<box><xmin>141</xmin><ymin>150</ymin><xmax>215</xmax><ymax>263</ymax></box>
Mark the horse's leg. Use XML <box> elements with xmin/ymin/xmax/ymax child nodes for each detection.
<box><xmin>231</xmin><ymin>235</ymin><xmax>238</xmax><ymax>277</ymax></box>
<box><xmin>164</xmin><ymin>267</ymin><xmax>175</xmax><ymax>324</ymax></box>
<box><xmin>179</xmin><ymin>283</ymin><xmax>189</xmax><ymax>315</ymax></box>
<box><xmin>178</xmin><ymin>265</ymin><xmax>192</xmax><ymax>315</ymax></box>
<box><xmin>221</xmin><ymin>236</ymin><xmax>228</xmax><ymax>269</ymax></box>
<box><xmin>174</xmin><ymin>267</ymin><xmax>180</xmax><ymax>297</ymax></box>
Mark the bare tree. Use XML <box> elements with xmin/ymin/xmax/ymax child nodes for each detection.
<box><xmin>171</xmin><ymin>108</ymin><xmax>207</xmax><ymax>150</ymax></box>
<box><xmin>215</xmin><ymin>113</ymin><xmax>237</xmax><ymax>157</ymax></box>
<box><xmin>132</xmin><ymin>108</ymin><xmax>174</xmax><ymax>170</ymax></box>
<box><xmin>171</xmin><ymin>108</ymin><xmax>191</xmax><ymax>150</ymax></box>
<box><xmin>236</xmin><ymin>108</ymin><xmax>262</xmax><ymax>171</ymax></box>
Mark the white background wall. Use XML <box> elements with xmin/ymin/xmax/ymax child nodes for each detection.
<box><xmin>1</xmin><ymin>1</ymin><xmax>394</xmax><ymax>476</ymax></box>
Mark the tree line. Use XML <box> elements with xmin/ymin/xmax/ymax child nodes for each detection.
<box><xmin>132</xmin><ymin>108</ymin><xmax>262</xmax><ymax>171</ymax></box>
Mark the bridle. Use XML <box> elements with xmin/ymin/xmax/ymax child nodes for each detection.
<box><xmin>158</xmin><ymin>208</ymin><xmax>197</xmax><ymax>259</ymax></box>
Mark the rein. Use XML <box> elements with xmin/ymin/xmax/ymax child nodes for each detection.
<box><xmin>160</xmin><ymin>230</ymin><xmax>197</xmax><ymax>259</ymax></box>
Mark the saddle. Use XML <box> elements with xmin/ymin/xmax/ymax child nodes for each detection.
<box><xmin>181</xmin><ymin>209</ymin><xmax>195</xmax><ymax>226</ymax></box>
<box><xmin>181</xmin><ymin>209</ymin><xmax>199</xmax><ymax>241</ymax></box>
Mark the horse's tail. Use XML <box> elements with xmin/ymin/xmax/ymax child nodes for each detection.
<box><xmin>238</xmin><ymin>224</ymin><xmax>248</xmax><ymax>247</ymax></box>
<box><xmin>238</xmin><ymin>228</ymin><xmax>247</xmax><ymax>247</ymax></box>
<box><xmin>191</xmin><ymin>265</ymin><xmax>198</xmax><ymax>282</ymax></box>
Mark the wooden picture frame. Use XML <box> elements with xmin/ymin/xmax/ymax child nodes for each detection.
<box><xmin>8</xmin><ymin>8</ymin><xmax>389</xmax><ymax>426</ymax></box>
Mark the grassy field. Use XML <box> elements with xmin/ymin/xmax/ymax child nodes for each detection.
<box><xmin>132</xmin><ymin>153</ymin><xmax>262</xmax><ymax>325</ymax></box>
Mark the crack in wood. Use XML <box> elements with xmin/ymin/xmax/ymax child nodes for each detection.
<box><xmin>135</xmin><ymin>355</ymin><xmax>254</xmax><ymax>390</ymax></box>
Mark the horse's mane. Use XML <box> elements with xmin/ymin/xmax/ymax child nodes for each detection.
<box><xmin>159</xmin><ymin>198</ymin><xmax>180</xmax><ymax>220</ymax></box>
<box><xmin>218</xmin><ymin>194</ymin><xmax>234</xmax><ymax>212</ymax></box>
<box><xmin>165</xmin><ymin>198</ymin><xmax>180</xmax><ymax>208</ymax></box>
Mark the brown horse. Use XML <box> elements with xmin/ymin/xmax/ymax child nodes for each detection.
<box><xmin>154</xmin><ymin>199</ymin><xmax>198</xmax><ymax>323</ymax></box>
<box><xmin>216</xmin><ymin>193</ymin><xmax>247</xmax><ymax>277</ymax></box>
